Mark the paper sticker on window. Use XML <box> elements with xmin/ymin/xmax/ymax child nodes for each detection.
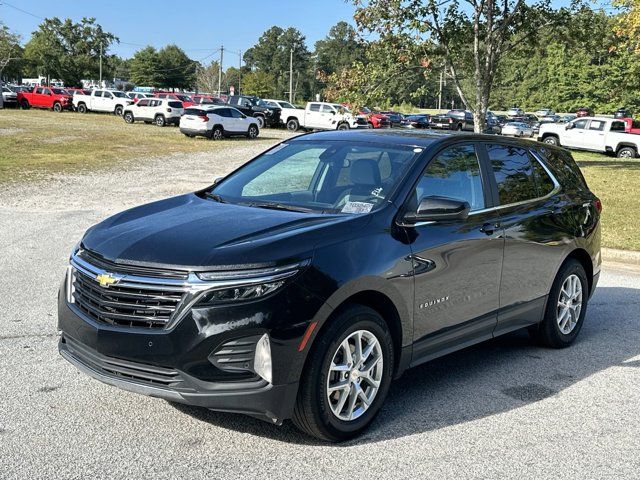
<box><xmin>342</xmin><ymin>202</ymin><xmax>374</xmax><ymax>214</ymax></box>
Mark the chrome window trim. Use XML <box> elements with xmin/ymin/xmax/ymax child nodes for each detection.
<box><xmin>403</xmin><ymin>146</ymin><xmax>561</xmax><ymax>228</ymax></box>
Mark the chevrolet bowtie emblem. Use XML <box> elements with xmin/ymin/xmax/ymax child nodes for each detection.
<box><xmin>95</xmin><ymin>273</ymin><xmax>118</xmax><ymax>287</ymax></box>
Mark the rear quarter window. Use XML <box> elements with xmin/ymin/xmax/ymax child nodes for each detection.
<box><xmin>184</xmin><ymin>108</ymin><xmax>204</xmax><ymax>116</ymax></box>
<box><xmin>535</xmin><ymin>146</ymin><xmax>588</xmax><ymax>193</ymax></box>
<box><xmin>168</xmin><ymin>101</ymin><xmax>182</xmax><ymax>108</ymax></box>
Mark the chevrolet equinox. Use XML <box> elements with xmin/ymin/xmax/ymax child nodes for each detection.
<box><xmin>58</xmin><ymin>130</ymin><xmax>601</xmax><ymax>441</ymax></box>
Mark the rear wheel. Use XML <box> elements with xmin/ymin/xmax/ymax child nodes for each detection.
<box><xmin>20</xmin><ymin>99</ymin><xmax>30</xmax><ymax>110</ymax></box>
<box><xmin>123</xmin><ymin>112</ymin><xmax>134</xmax><ymax>124</ymax></box>
<box><xmin>543</xmin><ymin>135</ymin><xmax>560</xmax><ymax>146</ymax></box>
<box><xmin>77</xmin><ymin>103</ymin><xmax>87</xmax><ymax>114</ymax></box>
<box><xmin>211</xmin><ymin>126</ymin><xmax>224</xmax><ymax>140</ymax></box>
<box><xmin>154</xmin><ymin>114</ymin><xmax>166</xmax><ymax>127</ymax></box>
<box><xmin>292</xmin><ymin>305</ymin><xmax>394</xmax><ymax>442</ymax></box>
<box><xmin>247</xmin><ymin>124</ymin><xmax>259</xmax><ymax>139</ymax></box>
<box><xmin>617</xmin><ymin>146</ymin><xmax>637</xmax><ymax>158</ymax></box>
<box><xmin>114</xmin><ymin>105</ymin><xmax>123</xmax><ymax>116</ymax></box>
<box><xmin>337</xmin><ymin>122</ymin><xmax>350</xmax><ymax>131</ymax></box>
<box><xmin>286</xmin><ymin>118</ymin><xmax>299</xmax><ymax>132</ymax></box>
<box><xmin>533</xmin><ymin>259</ymin><xmax>588</xmax><ymax>348</ymax></box>
<box><xmin>255</xmin><ymin>116</ymin><xmax>265</xmax><ymax>129</ymax></box>
<box><xmin>53</xmin><ymin>102</ymin><xmax>62</xmax><ymax>113</ymax></box>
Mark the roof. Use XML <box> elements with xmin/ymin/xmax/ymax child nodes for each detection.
<box><xmin>288</xmin><ymin>128</ymin><xmax>474</xmax><ymax>147</ymax></box>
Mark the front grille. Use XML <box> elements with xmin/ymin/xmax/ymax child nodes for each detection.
<box><xmin>63</xmin><ymin>336</ymin><xmax>186</xmax><ymax>388</ymax></box>
<box><xmin>70</xmin><ymin>254</ymin><xmax>188</xmax><ymax>329</ymax></box>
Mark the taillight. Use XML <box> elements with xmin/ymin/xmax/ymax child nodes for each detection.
<box><xmin>448</xmin><ymin>118</ymin><xmax>453</xmax><ymax>123</ymax></box>
<box><xmin>199</xmin><ymin>114</ymin><xmax>208</xmax><ymax>122</ymax></box>
<box><xmin>594</xmin><ymin>198</ymin><xmax>602</xmax><ymax>213</ymax></box>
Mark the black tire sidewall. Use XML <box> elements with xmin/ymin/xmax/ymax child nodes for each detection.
<box><xmin>212</xmin><ymin>127</ymin><xmax>223</xmax><ymax>140</ymax></box>
<box><xmin>256</xmin><ymin>116</ymin><xmax>265</xmax><ymax>128</ymax></box>
<box><xmin>248</xmin><ymin>125</ymin><xmax>258</xmax><ymax>138</ymax></box>
<box><xmin>287</xmin><ymin>119</ymin><xmax>299</xmax><ymax>131</ymax></box>
<box><xmin>541</xmin><ymin>259</ymin><xmax>588</xmax><ymax>347</ymax></box>
<box><xmin>618</xmin><ymin>147</ymin><xmax>635</xmax><ymax>158</ymax></box>
<box><xmin>304</xmin><ymin>307</ymin><xmax>394</xmax><ymax>441</ymax></box>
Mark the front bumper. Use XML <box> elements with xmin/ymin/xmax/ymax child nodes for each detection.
<box><xmin>59</xmin><ymin>334</ymin><xmax>297</xmax><ymax>422</ymax></box>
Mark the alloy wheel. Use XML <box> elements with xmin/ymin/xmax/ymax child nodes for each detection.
<box><xmin>326</xmin><ymin>330</ymin><xmax>383</xmax><ymax>421</ymax></box>
<box><xmin>557</xmin><ymin>274</ymin><xmax>583</xmax><ymax>334</ymax></box>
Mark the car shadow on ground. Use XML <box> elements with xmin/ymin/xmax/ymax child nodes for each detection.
<box><xmin>170</xmin><ymin>286</ymin><xmax>640</xmax><ymax>446</ymax></box>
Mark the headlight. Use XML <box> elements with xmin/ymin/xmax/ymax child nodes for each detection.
<box><xmin>194</xmin><ymin>260</ymin><xmax>310</xmax><ymax>306</ymax></box>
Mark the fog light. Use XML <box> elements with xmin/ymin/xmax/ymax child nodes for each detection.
<box><xmin>254</xmin><ymin>333</ymin><xmax>272</xmax><ymax>383</ymax></box>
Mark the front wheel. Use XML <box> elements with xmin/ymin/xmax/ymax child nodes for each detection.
<box><xmin>155</xmin><ymin>115</ymin><xmax>166</xmax><ymax>127</ymax></box>
<box><xmin>77</xmin><ymin>103</ymin><xmax>87</xmax><ymax>114</ymax></box>
<box><xmin>292</xmin><ymin>305</ymin><xmax>394</xmax><ymax>442</ymax></box>
<box><xmin>617</xmin><ymin>147</ymin><xmax>637</xmax><ymax>159</ymax></box>
<box><xmin>533</xmin><ymin>259</ymin><xmax>588</xmax><ymax>348</ymax></box>
<box><xmin>255</xmin><ymin>116</ymin><xmax>265</xmax><ymax>129</ymax></box>
<box><xmin>53</xmin><ymin>102</ymin><xmax>62</xmax><ymax>113</ymax></box>
<box><xmin>211</xmin><ymin>126</ymin><xmax>223</xmax><ymax>140</ymax></box>
<box><xmin>20</xmin><ymin>99</ymin><xmax>30</xmax><ymax>110</ymax></box>
<box><xmin>114</xmin><ymin>105</ymin><xmax>123</xmax><ymax>116</ymax></box>
<box><xmin>123</xmin><ymin>112</ymin><xmax>134</xmax><ymax>124</ymax></box>
<box><xmin>336</xmin><ymin>122</ymin><xmax>350</xmax><ymax>131</ymax></box>
<box><xmin>247</xmin><ymin>124</ymin><xmax>259</xmax><ymax>139</ymax></box>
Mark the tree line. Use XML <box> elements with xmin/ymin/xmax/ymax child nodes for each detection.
<box><xmin>1</xmin><ymin>2</ymin><xmax>640</xmax><ymax>125</ymax></box>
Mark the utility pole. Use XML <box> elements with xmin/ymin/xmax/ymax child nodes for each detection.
<box><xmin>238</xmin><ymin>50</ymin><xmax>242</xmax><ymax>94</ymax></box>
<box><xmin>289</xmin><ymin>48</ymin><xmax>293</xmax><ymax>103</ymax></box>
<box><xmin>218</xmin><ymin>45</ymin><xmax>224</xmax><ymax>96</ymax></box>
<box><xmin>99</xmin><ymin>42</ymin><xmax>103</xmax><ymax>87</ymax></box>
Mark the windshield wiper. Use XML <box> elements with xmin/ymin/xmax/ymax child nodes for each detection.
<box><xmin>203</xmin><ymin>192</ymin><xmax>226</xmax><ymax>203</ymax></box>
<box><xmin>247</xmin><ymin>201</ymin><xmax>316</xmax><ymax>213</ymax></box>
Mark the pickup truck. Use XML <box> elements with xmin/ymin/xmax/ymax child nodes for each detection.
<box><xmin>226</xmin><ymin>95</ymin><xmax>281</xmax><ymax>128</ymax></box>
<box><xmin>538</xmin><ymin>116</ymin><xmax>640</xmax><ymax>158</ymax></box>
<box><xmin>430</xmin><ymin>109</ymin><xmax>474</xmax><ymax>131</ymax></box>
<box><xmin>17</xmin><ymin>86</ymin><xmax>72</xmax><ymax>112</ymax></box>
<box><xmin>620</xmin><ymin>118</ymin><xmax>640</xmax><ymax>135</ymax></box>
<box><xmin>282</xmin><ymin>102</ymin><xmax>368</xmax><ymax>131</ymax></box>
<box><xmin>73</xmin><ymin>89</ymin><xmax>133</xmax><ymax>115</ymax></box>
<box><xmin>358</xmin><ymin>107</ymin><xmax>391</xmax><ymax>128</ymax></box>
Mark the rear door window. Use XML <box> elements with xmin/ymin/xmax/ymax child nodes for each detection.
<box><xmin>486</xmin><ymin>144</ymin><xmax>538</xmax><ymax>205</ymax></box>
<box><xmin>168</xmin><ymin>101</ymin><xmax>182</xmax><ymax>108</ymax></box>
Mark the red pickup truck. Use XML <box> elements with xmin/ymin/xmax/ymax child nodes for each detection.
<box><xmin>17</xmin><ymin>86</ymin><xmax>73</xmax><ymax>112</ymax></box>
<box><xmin>620</xmin><ymin>118</ymin><xmax>640</xmax><ymax>135</ymax></box>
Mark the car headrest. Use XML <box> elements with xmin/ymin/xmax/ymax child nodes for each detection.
<box><xmin>350</xmin><ymin>159</ymin><xmax>381</xmax><ymax>185</ymax></box>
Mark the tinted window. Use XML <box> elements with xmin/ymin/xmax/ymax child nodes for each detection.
<box><xmin>103</xmin><ymin>92</ymin><xmax>113</xmax><ymax>98</ymax></box>
<box><xmin>229</xmin><ymin>108</ymin><xmax>244</xmax><ymax>118</ymax></box>
<box><xmin>611</xmin><ymin>121</ymin><xmax>626</xmax><ymax>132</ymax></box>
<box><xmin>168</xmin><ymin>101</ymin><xmax>182</xmax><ymax>108</ymax></box>
<box><xmin>137</xmin><ymin>99</ymin><xmax>149</xmax><ymax>107</ymax></box>
<box><xmin>487</xmin><ymin>144</ymin><xmax>538</xmax><ymax>205</ymax></box>
<box><xmin>531</xmin><ymin>157</ymin><xmax>556</xmax><ymax>196</ymax></box>
<box><xmin>94</xmin><ymin>91</ymin><xmax>103</xmax><ymax>98</ymax></box>
<box><xmin>184</xmin><ymin>108</ymin><xmax>204</xmax><ymax>116</ymax></box>
<box><xmin>214</xmin><ymin>108</ymin><xmax>231</xmax><ymax>117</ymax></box>
<box><xmin>309</xmin><ymin>103</ymin><xmax>321</xmax><ymax>112</ymax></box>
<box><xmin>411</xmin><ymin>144</ymin><xmax>485</xmax><ymax>212</ymax></box>
<box><xmin>536</xmin><ymin>146</ymin><xmax>587</xmax><ymax>193</ymax></box>
<box><xmin>35</xmin><ymin>88</ymin><xmax>43</xmax><ymax>94</ymax></box>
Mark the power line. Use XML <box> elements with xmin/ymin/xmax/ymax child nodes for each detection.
<box><xmin>1</xmin><ymin>1</ymin><xmax>44</xmax><ymax>20</ymax></box>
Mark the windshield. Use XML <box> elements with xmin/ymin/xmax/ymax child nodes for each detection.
<box><xmin>211</xmin><ymin>141</ymin><xmax>422</xmax><ymax>214</ymax></box>
<box><xmin>112</xmin><ymin>91</ymin><xmax>127</xmax><ymax>98</ymax></box>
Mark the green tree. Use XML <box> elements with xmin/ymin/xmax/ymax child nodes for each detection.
<box><xmin>314</xmin><ymin>21</ymin><xmax>362</xmax><ymax>76</ymax></box>
<box><xmin>352</xmin><ymin>0</ymin><xmax>563</xmax><ymax>132</ymax></box>
<box><xmin>0</xmin><ymin>23</ymin><xmax>22</xmax><ymax>108</ymax></box>
<box><xmin>128</xmin><ymin>46</ymin><xmax>161</xmax><ymax>87</ymax></box>
<box><xmin>23</xmin><ymin>17</ymin><xmax>117</xmax><ymax>86</ymax></box>
<box><xmin>241</xmin><ymin>70</ymin><xmax>276</xmax><ymax>98</ymax></box>
<box><xmin>157</xmin><ymin>44</ymin><xmax>195</xmax><ymax>89</ymax></box>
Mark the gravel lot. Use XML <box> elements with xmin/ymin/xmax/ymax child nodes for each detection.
<box><xmin>1</xmin><ymin>132</ymin><xmax>639</xmax><ymax>479</ymax></box>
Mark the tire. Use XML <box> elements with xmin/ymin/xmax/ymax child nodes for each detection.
<box><xmin>533</xmin><ymin>259</ymin><xmax>588</xmax><ymax>348</ymax></box>
<box><xmin>286</xmin><ymin>118</ymin><xmax>299</xmax><ymax>132</ymax></box>
<box><xmin>211</xmin><ymin>126</ymin><xmax>223</xmax><ymax>140</ymax></box>
<box><xmin>77</xmin><ymin>103</ymin><xmax>87</xmax><ymax>114</ymax></box>
<box><xmin>20</xmin><ymin>99</ymin><xmax>29</xmax><ymax>110</ymax></box>
<box><xmin>123</xmin><ymin>112</ymin><xmax>134</xmax><ymax>124</ymax></box>
<box><xmin>456</xmin><ymin>124</ymin><xmax>463</xmax><ymax>131</ymax></box>
<box><xmin>53</xmin><ymin>102</ymin><xmax>62</xmax><ymax>113</ymax></box>
<box><xmin>247</xmin><ymin>124</ymin><xmax>259</xmax><ymax>139</ymax></box>
<box><xmin>617</xmin><ymin>146</ymin><xmax>636</xmax><ymax>159</ymax></box>
<box><xmin>337</xmin><ymin>122</ymin><xmax>350</xmax><ymax>131</ymax></box>
<box><xmin>154</xmin><ymin>114</ymin><xmax>166</xmax><ymax>127</ymax></box>
<box><xmin>543</xmin><ymin>135</ymin><xmax>559</xmax><ymax>146</ymax></box>
<box><xmin>367</xmin><ymin>122</ymin><xmax>374</xmax><ymax>129</ymax></box>
<box><xmin>114</xmin><ymin>105</ymin><xmax>123</xmax><ymax>116</ymax></box>
<box><xmin>292</xmin><ymin>305</ymin><xmax>394</xmax><ymax>442</ymax></box>
<box><xmin>255</xmin><ymin>116</ymin><xmax>265</xmax><ymax>129</ymax></box>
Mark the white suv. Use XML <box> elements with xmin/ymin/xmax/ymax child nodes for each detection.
<box><xmin>123</xmin><ymin>98</ymin><xmax>184</xmax><ymax>126</ymax></box>
<box><xmin>180</xmin><ymin>106</ymin><xmax>260</xmax><ymax>140</ymax></box>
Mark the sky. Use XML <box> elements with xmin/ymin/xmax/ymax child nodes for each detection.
<box><xmin>0</xmin><ymin>0</ymin><xmax>358</xmax><ymax>69</ymax></box>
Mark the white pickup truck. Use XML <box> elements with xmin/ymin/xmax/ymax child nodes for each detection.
<box><xmin>73</xmin><ymin>89</ymin><xmax>133</xmax><ymax>116</ymax></box>
<box><xmin>538</xmin><ymin>116</ymin><xmax>640</xmax><ymax>158</ymax></box>
<box><xmin>275</xmin><ymin>101</ymin><xmax>367</xmax><ymax>132</ymax></box>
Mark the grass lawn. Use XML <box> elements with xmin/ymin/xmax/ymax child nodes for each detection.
<box><xmin>0</xmin><ymin>108</ymin><xmax>279</xmax><ymax>182</ymax></box>
<box><xmin>572</xmin><ymin>151</ymin><xmax>640</xmax><ymax>251</ymax></box>
<box><xmin>1</xmin><ymin>108</ymin><xmax>638</xmax><ymax>250</ymax></box>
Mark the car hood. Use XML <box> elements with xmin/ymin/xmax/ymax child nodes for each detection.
<box><xmin>81</xmin><ymin>193</ymin><xmax>368</xmax><ymax>271</ymax></box>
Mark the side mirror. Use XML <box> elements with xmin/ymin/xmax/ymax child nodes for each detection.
<box><xmin>403</xmin><ymin>196</ymin><xmax>470</xmax><ymax>224</ymax></box>
<box><xmin>212</xmin><ymin>177</ymin><xmax>224</xmax><ymax>186</ymax></box>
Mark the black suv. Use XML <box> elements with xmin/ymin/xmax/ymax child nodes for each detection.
<box><xmin>226</xmin><ymin>95</ymin><xmax>281</xmax><ymax>128</ymax></box>
<box><xmin>58</xmin><ymin>130</ymin><xmax>601</xmax><ymax>442</ymax></box>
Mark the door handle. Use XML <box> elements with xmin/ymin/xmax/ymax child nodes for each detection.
<box><xmin>480</xmin><ymin>223</ymin><xmax>500</xmax><ymax>235</ymax></box>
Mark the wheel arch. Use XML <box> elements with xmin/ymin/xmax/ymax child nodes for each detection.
<box><xmin>615</xmin><ymin>143</ymin><xmax>638</xmax><ymax>154</ymax></box>
<box><xmin>564</xmin><ymin>248</ymin><xmax>594</xmax><ymax>295</ymax></box>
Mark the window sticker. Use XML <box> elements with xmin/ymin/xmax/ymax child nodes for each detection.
<box><xmin>341</xmin><ymin>202</ymin><xmax>374</xmax><ymax>214</ymax></box>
